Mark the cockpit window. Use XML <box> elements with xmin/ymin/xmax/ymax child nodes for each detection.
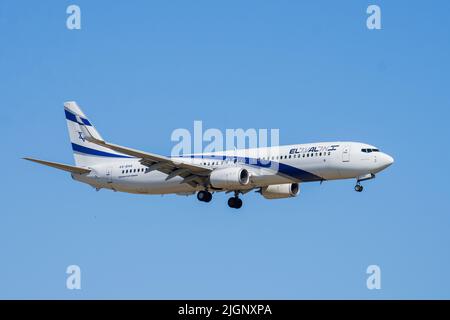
<box><xmin>362</xmin><ymin>148</ymin><xmax>380</xmax><ymax>153</ymax></box>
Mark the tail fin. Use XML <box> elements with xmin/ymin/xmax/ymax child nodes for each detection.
<box><xmin>64</xmin><ymin>101</ymin><xmax>131</xmax><ymax>166</ymax></box>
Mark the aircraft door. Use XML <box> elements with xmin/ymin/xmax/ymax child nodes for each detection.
<box><xmin>106</xmin><ymin>167</ymin><xmax>113</xmax><ymax>183</ymax></box>
<box><xmin>342</xmin><ymin>145</ymin><xmax>350</xmax><ymax>162</ymax></box>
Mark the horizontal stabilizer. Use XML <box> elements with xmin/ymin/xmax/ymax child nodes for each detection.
<box><xmin>23</xmin><ymin>157</ymin><xmax>91</xmax><ymax>174</ymax></box>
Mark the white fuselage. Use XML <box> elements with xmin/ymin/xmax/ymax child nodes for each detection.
<box><xmin>73</xmin><ymin>141</ymin><xmax>394</xmax><ymax>195</ymax></box>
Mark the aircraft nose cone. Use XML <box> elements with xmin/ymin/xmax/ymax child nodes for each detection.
<box><xmin>386</xmin><ymin>154</ymin><xmax>394</xmax><ymax>166</ymax></box>
<box><xmin>378</xmin><ymin>153</ymin><xmax>394</xmax><ymax>170</ymax></box>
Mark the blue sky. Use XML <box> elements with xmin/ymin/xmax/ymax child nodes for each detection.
<box><xmin>1</xmin><ymin>0</ymin><xmax>450</xmax><ymax>299</ymax></box>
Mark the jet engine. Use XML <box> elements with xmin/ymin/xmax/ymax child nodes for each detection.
<box><xmin>260</xmin><ymin>183</ymin><xmax>299</xmax><ymax>199</ymax></box>
<box><xmin>210</xmin><ymin>167</ymin><xmax>250</xmax><ymax>189</ymax></box>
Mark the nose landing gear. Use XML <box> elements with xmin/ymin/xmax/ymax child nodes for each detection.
<box><xmin>354</xmin><ymin>184</ymin><xmax>364</xmax><ymax>192</ymax></box>
<box><xmin>354</xmin><ymin>173</ymin><xmax>375</xmax><ymax>192</ymax></box>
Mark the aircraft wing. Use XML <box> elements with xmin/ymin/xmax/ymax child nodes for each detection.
<box><xmin>79</xmin><ymin>125</ymin><xmax>211</xmax><ymax>186</ymax></box>
<box><xmin>24</xmin><ymin>157</ymin><xmax>91</xmax><ymax>174</ymax></box>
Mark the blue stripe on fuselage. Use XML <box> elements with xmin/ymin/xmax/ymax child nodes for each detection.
<box><xmin>72</xmin><ymin>143</ymin><xmax>133</xmax><ymax>158</ymax></box>
<box><xmin>178</xmin><ymin>154</ymin><xmax>322</xmax><ymax>182</ymax></box>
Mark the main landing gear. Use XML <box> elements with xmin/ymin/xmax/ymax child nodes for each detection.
<box><xmin>197</xmin><ymin>190</ymin><xmax>212</xmax><ymax>202</ymax></box>
<box><xmin>197</xmin><ymin>190</ymin><xmax>243</xmax><ymax>209</ymax></box>
<box><xmin>228</xmin><ymin>191</ymin><xmax>243</xmax><ymax>209</ymax></box>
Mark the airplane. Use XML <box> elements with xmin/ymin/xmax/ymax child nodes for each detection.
<box><xmin>24</xmin><ymin>101</ymin><xmax>394</xmax><ymax>209</ymax></box>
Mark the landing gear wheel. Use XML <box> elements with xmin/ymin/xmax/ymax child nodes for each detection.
<box><xmin>354</xmin><ymin>184</ymin><xmax>364</xmax><ymax>192</ymax></box>
<box><xmin>197</xmin><ymin>190</ymin><xmax>212</xmax><ymax>202</ymax></box>
<box><xmin>228</xmin><ymin>197</ymin><xmax>242</xmax><ymax>209</ymax></box>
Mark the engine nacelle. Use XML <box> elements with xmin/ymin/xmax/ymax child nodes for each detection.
<box><xmin>261</xmin><ymin>183</ymin><xmax>300</xmax><ymax>199</ymax></box>
<box><xmin>210</xmin><ymin>167</ymin><xmax>250</xmax><ymax>189</ymax></box>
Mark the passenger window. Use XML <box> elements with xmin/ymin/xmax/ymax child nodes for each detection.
<box><xmin>289</xmin><ymin>155</ymin><xmax>291</xmax><ymax>159</ymax></box>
